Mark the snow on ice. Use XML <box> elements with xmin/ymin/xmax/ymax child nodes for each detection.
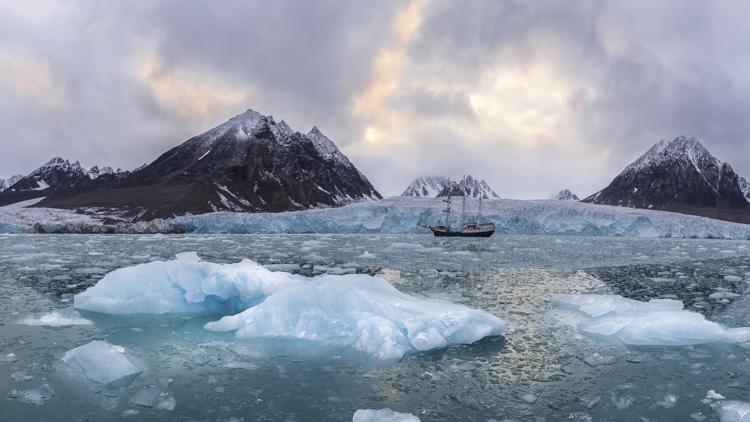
<box><xmin>553</xmin><ymin>294</ymin><xmax>750</xmax><ymax>345</ymax></box>
<box><xmin>73</xmin><ymin>254</ymin><xmax>505</xmax><ymax>359</ymax></box>
<box><xmin>60</xmin><ymin>341</ymin><xmax>143</xmax><ymax>388</ymax></box>
<box><xmin>352</xmin><ymin>408</ymin><xmax>421</xmax><ymax>422</ymax></box>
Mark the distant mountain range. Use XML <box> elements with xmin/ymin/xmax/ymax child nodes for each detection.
<box><xmin>583</xmin><ymin>136</ymin><xmax>750</xmax><ymax>223</ymax></box>
<box><xmin>0</xmin><ymin>109</ymin><xmax>380</xmax><ymax>219</ymax></box>
<box><xmin>402</xmin><ymin>175</ymin><xmax>499</xmax><ymax>199</ymax></box>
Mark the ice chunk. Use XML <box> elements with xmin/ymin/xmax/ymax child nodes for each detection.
<box><xmin>553</xmin><ymin>294</ymin><xmax>750</xmax><ymax>345</ymax></box>
<box><xmin>205</xmin><ymin>273</ymin><xmax>505</xmax><ymax>359</ymax></box>
<box><xmin>19</xmin><ymin>308</ymin><xmax>93</xmax><ymax>327</ymax></box>
<box><xmin>353</xmin><ymin>408</ymin><xmax>420</xmax><ymax>422</ymax></box>
<box><xmin>129</xmin><ymin>385</ymin><xmax>176</xmax><ymax>410</ymax></box>
<box><xmin>714</xmin><ymin>400</ymin><xmax>750</xmax><ymax>422</ymax></box>
<box><xmin>7</xmin><ymin>384</ymin><xmax>54</xmax><ymax>406</ymax></box>
<box><xmin>61</xmin><ymin>341</ymin><xmax>143</xmax><ymax>388</ymax></box>
<box><xmin>74</xmin><ymin>256</ymin><xmax>298</xmax><ymax>314</ymax></box>
<box><xmin>75</xmin><ymin>256</ymin><xmax>505</xmax><ymax>359</ymax></box>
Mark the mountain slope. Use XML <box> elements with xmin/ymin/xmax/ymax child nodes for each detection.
<box><xmin>36</xmin><ymin>109</ymin><xmax>381</xmax><ymax>219</ymax></box>
<box><xmin>583</xmin><ymin>136</ymin><xmax>749</xmax><ymax>223</ymax></box>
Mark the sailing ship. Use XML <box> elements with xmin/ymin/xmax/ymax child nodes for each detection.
<box><xmin>427</xmin><ymin>195</ymin><xmax>495</xmax><ymax>237</ymax></box>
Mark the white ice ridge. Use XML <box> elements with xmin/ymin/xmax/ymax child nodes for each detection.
<box><xmin>353</xmin><ymin>408</ymin><xmax>421</xmax><ymax>422</ymax></box>
<box><xmin>553</xmin><ymin>294</ymin><xmax>750</xmax><ymax>345</ymax></box>
<box><xmin>73</xmin><ymin>253</ymin><xmax>505</xmax><ymax>359</ymax></box>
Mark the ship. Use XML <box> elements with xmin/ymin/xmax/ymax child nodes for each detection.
<box><xmin>427</xmin><ymin>195</ymin><xmax>495</xmax><ymax>237</ymax></box>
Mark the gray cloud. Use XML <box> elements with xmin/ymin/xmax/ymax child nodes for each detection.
<box><xmin>0</xmin><ymin>0</ymin><xmax>748</xmax><ymax>199</ymax></box>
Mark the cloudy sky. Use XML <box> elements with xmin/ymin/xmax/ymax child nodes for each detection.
<box><xmin>1</xmin><ymin>0</ymin><xmax>749</xmax><ymax>198</ymax></box>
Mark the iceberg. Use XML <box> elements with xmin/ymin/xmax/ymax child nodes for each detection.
<box><xmin>714</xmin><ymin>400</ymin><xmax>750</xmax><ymax>422</ymax></box>
<box><xmin>553</xmin><ymin>294</ymin><xmax>750</xmax><ymax>345</ymax></box>
<box><xmin>74</xmin><ymin>254</ymin><xmax>505</xmax><ymax>359</ymax></box>
<box><xmin>60</xmin><ymin>341</ymin><xmax>143</xmax><ymax>388</ymax></box>
<box><xmin>352</xmin><ymin>408</ymin><xmax>420</xmax><ymax>422</ymax></box>
<box><xmin>6</xmin><ymin>384</ymin><xmax>54</xmax><ymax>406</ymax></box>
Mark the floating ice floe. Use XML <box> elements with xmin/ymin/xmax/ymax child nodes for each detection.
<box><xmin>74</xmin><ymin>253</ymin><xmax>505</xmax><ymax>359</ymax></box>
<box><xmin>553</xmin><ymin>294</ymin><xmax>750</xmax><ymax>345</ymax></box>
<box><xmin>7</xmin><ymin>384</ymin><xmax>54</xmax><ymax>406</ymax></box>
<box><xmin>19</xmin><ymin>308</ymin><xmax>93</xmax><ymax>327</ymax></box>
<box><xmin>60</xmin><ymin>341</ymin><xmax>143</xmax><ymax>388</ymax></box>
<box><xmin>352</xmin><ymin>408</ymin><xmax>420</xmax><ymax>422</ymax></box>
<box><xmin>713</xmin><ymin>400</ymin><xmax>750</xmax><ymax>422</ymax></box>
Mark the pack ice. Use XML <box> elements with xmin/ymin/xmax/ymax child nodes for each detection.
<box><xmin>73</xmin><ymin>253</ymin><xmax>505</xmax><ymax>359</ymax></box>
<box><xmin>553</xmin><ymin>294</ymin><xmax>750</xmax><ymax>345</ymax></box>
<box><xmin>60</xmin><ymin>341</ymin><xmax>143</xmax><ymax>388</ymax></box>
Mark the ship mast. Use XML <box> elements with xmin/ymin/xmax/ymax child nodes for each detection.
<box><xmin>442</xmin><ymin>195</ymin><xmax>452</xmax><ymax>228</ymax></box>
<box><xmin>460</xmin><ymin>195</ymin><xmax>466</xmax><ymax>229</ymax></box>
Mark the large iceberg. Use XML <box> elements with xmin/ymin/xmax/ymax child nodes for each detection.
<box><xmin>553</xmin><ymin>294</ymin><xmax>750</xmax><ymax>345</ymax></box>
<box><xmin>60</xmin><ymin>341</ymin><xmax>143</xmax><ymax>388</ymax></box>
<box><xmin>74</xmin><ymin>254</ymin><xmax>505</xmax><ymax>359</ymax></box>
<box><xmin>353</xmin><ymin>408</ymin><xmax>420</xmax><ymax>422</ymax></box>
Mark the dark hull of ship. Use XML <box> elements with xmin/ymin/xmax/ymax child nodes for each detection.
<box><xmin>430</xmin><ymin>227</ymin><xmax>495</xmax><ymax>237</ymax></box>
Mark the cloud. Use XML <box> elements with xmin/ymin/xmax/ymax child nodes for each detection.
<box><xmin>0</xmin><ymin>0</ymin><xmax>749</xmax><ymax>199</ymax></box>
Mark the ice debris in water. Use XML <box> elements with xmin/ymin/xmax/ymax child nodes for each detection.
<box><xmin>129</xmin><ymin>385</ymin><xmax>176</xmax><ymax>410</ymax></box>
<box><xmin>553</xmin><ymin>294</ymin><xmax>750</xmax><ymax>345</ymax></box>
<box><xmin>7</xmin><ymin>384</ymin><xmax>54</xmax><ymax>406</ymax></box>
<box><xmin>74</xmin><ymin>253</ymin><xmax>505</xmax><ymax>359</ymax></box>
<box><xmin>61</xmin><ymin>341</ymin><xmax>143</xmax><ymax>388</ymax></box>
<box><xmin>353</xmin><ymin>408</ymin><xmax>420</xmax><ymax>422</ymax></box>
<box><xmin>713</xmin><ymin>400</ymin><xmax>750</xmax><ymax>422</ymax></box>
<box><xmin>19</xmin><ymin>308</ymin><xmax>93</xmax><ymax>327</ymax></box>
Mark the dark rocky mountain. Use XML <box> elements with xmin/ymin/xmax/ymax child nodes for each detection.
<box><xmin>32</xmin><ymin>109</ymin><xmax>380</xmax><ymax>219</ymax></box>
<box><xmin>552</xmin><ymin>189</ymin><xmax>579</xmax><ymax>201</ymax></box>
<box><xmin>436</xmin><ymin>175</ymin><xmax>499</xmax><ymax>199</ymax></box>
<box><xmin>583</xmin><ymin>136</ymin><xmax>750</xmax><ymax>223</ymax></box>
<box><xmin>0</xmin><ymin>158</ymin><xmax>96</xmax><ymax>206</ymax></box>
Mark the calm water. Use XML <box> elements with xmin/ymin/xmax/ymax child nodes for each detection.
<box><xmin>1</xmin><ymin>234</ymin><xmax>750</xmax><ymax>421</ymax></box>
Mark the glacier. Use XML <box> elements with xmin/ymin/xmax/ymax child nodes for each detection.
<box><xmin>2</xmin><ymin>196</ymin><xmax>750</xmax><ymax>238</ymax></box>
<box><xmin>553</xmin><ymin>294</ymin><xmax>750</xmax><ymax>345</ymax></box>
<box><xmin>171</xmin><ymin>197</ymin><xmax>750</xmax><ymax>239</ymax></box>
<box><xmin>73</xmin><ymin>253</ymin><xmax>506</xmax><ymax>359</ymax></box>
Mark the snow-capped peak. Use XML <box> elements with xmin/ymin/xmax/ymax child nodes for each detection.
<box><xmin>401</xmin><ymin>176</ymin><xmax>451</xmax><ymax>197</ymax></box>
<box><xmin>552</xmin><ymin>189</ymin><xmax>579</xmax><ymax>200</ymax></box>
<box><xmin>403</xmin><ymin>175</ymin><xmax>499</xmax><ymax>199</ymax></box>
<box><xmin>306</xmin><ymin>126</ymin><xmax>351</xmax><ymax>166</ymax></box>
<box><xmin>624</xmin><ymin>136</ymin><xmax>720</xmax><ymax>177</ymax></box>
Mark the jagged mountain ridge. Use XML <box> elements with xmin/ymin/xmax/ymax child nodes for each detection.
<box><xmin>32</xmin><ymin>109</ymin><xmax>381</xmax><ymax>219</ymax></box>
<box><xmin>402</xmin><ymin>175</ymin><xmax>499</xmax><ymax>199</ymax></box>
<box><xmin>401</xmin><ymin>176</ymin><xmax>452</xmax><ymax>197</ymax></box>
<box><xmin>583</xmin><ymin>136</ymin><xmax>749</xmax><ymax>223</ymax></box>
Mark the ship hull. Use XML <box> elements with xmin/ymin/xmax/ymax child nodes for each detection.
<box><xmin>431</xmin><ymin>228</ymin><xmax>495</xmax><ymax>237</ymax></box>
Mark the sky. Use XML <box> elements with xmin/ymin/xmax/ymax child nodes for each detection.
<box><xmin>1</xmin><ymin>0</ymin><xmax>749</xmax><ymax>198</ymax></box>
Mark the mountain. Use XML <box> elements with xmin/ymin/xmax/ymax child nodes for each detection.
<box><xmin>437</xmin><ymin>175</ymin><xmax>499</xmax><ymax>199</ymax></box>
<box><xmin>401</xmin><ymin>176</ymin><xmax>451</xmax><ymax>197</ymax></box>
<box><xmin>33</xmin><ymin>109</ymin><xmax>381</xmax><ymax>219</ymax></box>
<box><xmin>741</xmin><ymin>177</ymin><xmax>750</xmax><ymax>202</ymax></box>
<box><xmin>0</xmin><ymin>174</ymin><xmax>22</xmax><ymax>192</ymax></box>
<box><xmin>552</xmin><ymin>189</ymin><xmax>579</xmax><ymax>200</ymax></box>
<box><xmin>583</xmin><ymin>136</ymin><xmax>750</xmax><ymax>223</ymax></box>
<box><xmin>0</xmin><ymin>158</ymin><xmax>94</xmax><ymax>206</ymax></box>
